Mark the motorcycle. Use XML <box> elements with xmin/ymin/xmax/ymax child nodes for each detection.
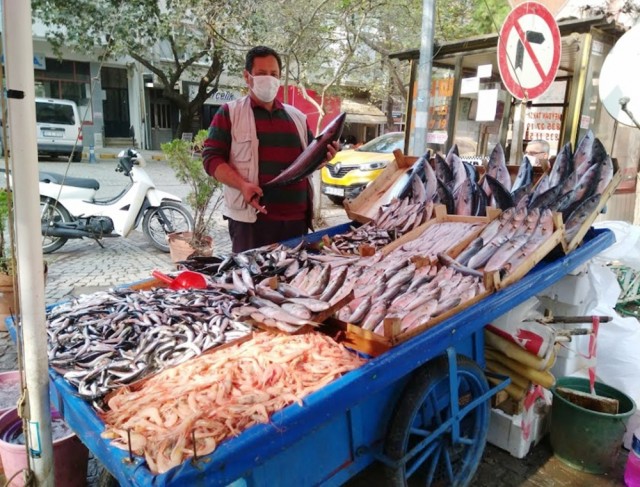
<box><xmin>40</xmin><ymin>148</ymin><xmax>194</xmax><ymax>254</ymax></box>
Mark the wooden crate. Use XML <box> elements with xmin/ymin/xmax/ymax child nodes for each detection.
<box><xmin>325</xmin><ymin>286</ymin><xmax>492</xmax><ymax>348</ymax></box>
<box><xmin>560</xmin><ymin>163</ymin><xmax>622</xmax><ymax>254</ymax></box>
<box><xmin>344</xmin><ymin>150</ymin><xmax>546</xmax><ymax>225</ymax></box>
<box><xmin>379</xmin><ymin>204</ymin><xmax>498</xmax><ymax>258</ymax></box>
<box><xmin>483</xmin><ymin>212</ymin><xmax>565</xmax><ymax>291</ymax></box>
<box><xmin>344</xmin><ymin>150</ymin><xmax>419</xmax><ymax>224</ymax></box>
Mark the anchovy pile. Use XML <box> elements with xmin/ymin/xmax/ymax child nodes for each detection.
<box><xmin>47</xmin><ymin>287</ymin><xmax>250</xmax><ymax>405</ymax></box>
<box><xmin>181</xmin><ymin>241</ymin><xmax>312</xmax><ymax>284</ymax></box>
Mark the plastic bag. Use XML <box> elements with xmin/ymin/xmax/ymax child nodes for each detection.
<box><xmin>592</xmin><ymin>221</ymin><xmax>640</xmax><ymax>270</ymax></box>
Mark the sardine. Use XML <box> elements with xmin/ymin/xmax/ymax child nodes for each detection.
<box><xmin>319</xmin><ymin>266</ymin><xmax>348</xmax><ymax>301</ymax></box>
<box><xmin>347</xmin><ymin>296</ymin><xmax>372</xmax><ymax>324</ymax></box>
<box><xmin>456</xmin><ymin>237</ymin><xmax>483</xmax><ymax>266</ymax></box>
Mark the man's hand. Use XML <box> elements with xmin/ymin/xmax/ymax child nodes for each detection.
<box><xmin>318</xmin><ymin>140</ymin><xmax>339</xmax><ymax>170</ymax></box>
<box><xmin>241</xmin><ymin>182</ymin><xmax>267</xmax><ymax>214</ymax></box>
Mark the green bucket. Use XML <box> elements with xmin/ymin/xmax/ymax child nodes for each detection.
<box><xmin>550</xmin><ymin>377</ymin><xmax>637</xmax><ymax>474</ymax></box>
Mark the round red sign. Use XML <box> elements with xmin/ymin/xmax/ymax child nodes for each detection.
<box><xmin>497</xmin><ymin>2</ymin><xmax>561</xmax><ymax>100</ymax></box>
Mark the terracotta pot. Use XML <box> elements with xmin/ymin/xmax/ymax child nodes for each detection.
<box><xmin>167</xmin><ymin>232</ymin><xmax>213</xmax><ymax>263</ymax></box>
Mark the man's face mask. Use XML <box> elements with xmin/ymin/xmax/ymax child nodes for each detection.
<box><xmin>250</xmin><ymin>75</ymin><xmax>280</xmax><ymax>103</ymax></box>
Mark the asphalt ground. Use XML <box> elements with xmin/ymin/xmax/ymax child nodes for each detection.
<box><xmin>0</xmin><ymin>148</ymin><xmax>630</xmax><ymax>485</ymax></box>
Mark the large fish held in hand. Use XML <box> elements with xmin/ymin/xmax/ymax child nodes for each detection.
<box><xmin>263</xmin><ymin>112</ymin><xmax>346</xmax><ymax>187</ymax></box>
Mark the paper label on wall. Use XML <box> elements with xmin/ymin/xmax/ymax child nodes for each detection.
<box><xmin>580</xmin><ymin>115</ymin><xmax>591</xmax><ymax>129</ymax></box>
<box><xmin>460</xmin><ymin>77</ymin><xmax>480</xmax><ymax>95</ymax></box>
<box><xmin>426</xmin><ymin>131</ymin><xmax>448</xmax><ymax>144</ymax></box>
<box><xmin>476</xmin><ymin>89</ymin><xmax>498</xmax><ymax>122</ymax></box>
<box><xmin>477</xmin><ymin>64</ymin><xmax>493</xmax><ymax>79</ymax></box>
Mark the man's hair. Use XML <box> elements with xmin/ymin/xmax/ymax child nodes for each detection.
<box><xmin>528</xmin><ymin>139</ymin><xmax>550</xmax><ymax>153</ymax></box>
<box><xmin>245</xmin><ymin>46</ymin><xmax>282</xmax><ymax>73</ymax></box>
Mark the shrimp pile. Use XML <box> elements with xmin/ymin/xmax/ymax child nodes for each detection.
<box><xmin>100</xmin><ymin>331</ymin><xmax>366</xmax><ymax>474</ymax></box>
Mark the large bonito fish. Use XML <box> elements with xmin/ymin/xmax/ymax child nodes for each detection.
<box><xmin>262</xmin><ymin>112</ymin><xmax>347</xmax><ymax>187</ymax></box>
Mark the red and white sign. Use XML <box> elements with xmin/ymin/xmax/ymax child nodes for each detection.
<box><xmin>497</xmin><ymin>2</ymin><xmax>561</xmax><ymax>100</ymax></box>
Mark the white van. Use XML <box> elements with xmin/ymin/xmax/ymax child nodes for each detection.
<box><xmin>35</xmin><ymin>98</ymin><xmax>83</xmax><ymax>162</ymax></box>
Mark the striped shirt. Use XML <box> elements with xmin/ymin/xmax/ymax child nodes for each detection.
<box><xmin>202</xmin><ymin>98</ymin><xmax>313</xmax><ymax>222</ymax></box>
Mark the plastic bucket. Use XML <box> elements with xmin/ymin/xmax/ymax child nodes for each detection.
<box><xmin>0</xmin><ymin>407</ymin><xmax>88</xmax><ymax>486</ymax></box>
<box><xmin>550</xmin><ymin>377</ymin><xmax>637</xmax><ymax>474</ymax></box>
<box><xmin>0</xmin><ymin>371</ymin><xmax>20</xmax><ymax>416</ymax></box>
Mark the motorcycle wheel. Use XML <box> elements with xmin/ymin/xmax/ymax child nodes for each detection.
<box><xmin>40</xmin><ymin>197</ymin><xmax>72</xmax><ymax>254</ymax></box>
<box><xmin>142</xmin><ymin>201</ymin><xmax>194</xmax><ymax>252</ymax></box>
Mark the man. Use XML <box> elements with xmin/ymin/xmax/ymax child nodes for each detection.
<box><xmin>202</xmin><ymin>46</ymin><xmax>337</xmax><ymax>252</ymax></box>
<box><xmin>524</xmin><ymin>139</ymin><xmax>551</xmax><ymax>172</ymax></box>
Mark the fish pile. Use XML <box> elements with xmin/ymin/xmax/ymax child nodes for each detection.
<box><xmin>323</xmin><ymin>198</ymin><xmax>434</xmax><ymax>254</ymax></box>
<box><xmin>480</xmin><ymin>131</ymin><xmax>614</xmax><ymax>242</ymax></box>
<box><xmin>331</xmin><ymin>222</ymin><xmax>486</xmax><ymax>334</ymax></box>
<box><xmin>379</xmin><ymin>131</ymin><xmax>615</xmax><ymax>242</ymax></box>
<box><xmin>183</xmin><ymin>242</ymin><xmax>314</xmax><ymax>286</ymax></box>
<box><xmin>336</xmin><ymin>259</ymin><xmax>486</xmax><ymax>334</ymax></box>
<box><xmin>379</xmin><ymin>147</ymin><xmax>486</xmax><ymax>216</ymax></box>
<box><xmin>454</xmin><ymin>206</ymin><xmax>555</xmax><ymax>276</ymax></box>
<box><xmin>101</xmin><ymin>332</ymin><xmax>366</xmax><ymax>474</ymax></box>
<box><xmin>47</xmin><ymin>287</ymin><xmax>251</xmax><ymax>405</ymax></box>
<box><xmin>229</xmin><ymin>266</ymin><xmax>342</xmax><ymax>333</ymax></box>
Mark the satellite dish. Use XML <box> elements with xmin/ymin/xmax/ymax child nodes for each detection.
<box><xmin>599</xmin><ymin>24</ymin><xmax>640</xmax><ymax>128</ymax></box>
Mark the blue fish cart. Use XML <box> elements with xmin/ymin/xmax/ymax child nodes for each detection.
<box><xmin>7</xmin><ymin>226</ymin><xmax>614</xmax><ymax>486</ymax></box>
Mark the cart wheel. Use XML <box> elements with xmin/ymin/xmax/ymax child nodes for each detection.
<box><xmin>384</xmin><ymin>354</ymin><xmax>490</xmax><ymax>486</ymax></box>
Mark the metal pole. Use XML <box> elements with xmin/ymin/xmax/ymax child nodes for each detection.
<box><xmin>2</xmin><ymin>1</ymin><xmax>54</xmax><ymax>485</ymax></box>
<box><xmin>410</xmin><ymin>0</ymin><xmax>436</xmax><ymax>156</ymax></box>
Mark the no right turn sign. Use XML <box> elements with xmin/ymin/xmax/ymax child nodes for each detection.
<box><xmin>497</xmin><ymin>2</ymin><xmax>561</xmax><ymax>100</ymax></box>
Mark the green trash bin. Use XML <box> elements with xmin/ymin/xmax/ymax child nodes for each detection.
<box><xmin>550</xmin><ymin>377</ymin><xmax>636</xmax><ymax>474</ymax></box>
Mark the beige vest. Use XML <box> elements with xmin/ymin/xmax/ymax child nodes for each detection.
<box><xmin>224</xmin><ymin>96</ymin><xmax>309</xmax><ymax>223</ymax></box>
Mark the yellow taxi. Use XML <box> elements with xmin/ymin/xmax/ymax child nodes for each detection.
<box><xmin>321</xmin><ymin>132</ymin><xmax>405</xmax><ymax>204</ymax></box>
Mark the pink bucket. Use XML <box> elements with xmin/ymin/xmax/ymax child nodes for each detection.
<box><xmin>0</xmin><ymin>407</ymin><xmax>88</xmax><ymax>486</ymax></box>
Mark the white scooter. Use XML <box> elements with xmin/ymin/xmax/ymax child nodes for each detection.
<box><xmin>40</xmin><ymin>148</ymin><xmax>194</xmax><ymax>254</ymax></box>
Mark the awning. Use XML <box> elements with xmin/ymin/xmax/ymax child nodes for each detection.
<box><xmin>341</xmin><ymin>99</ymin><xmax>387</xmax><ymax>124</ymax></box>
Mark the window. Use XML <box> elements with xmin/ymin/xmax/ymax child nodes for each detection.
<box><xmin>35</xmin><ymin>59</ymin><xmax>93</xmax><ymax>124</ymax></box>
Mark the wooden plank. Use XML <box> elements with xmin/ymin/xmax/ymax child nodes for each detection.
<box><xmin>321</xmin><ymin>317</ymin><xmax>391</xmax><ymax>356</ymax></box>
<box><xmin>556</xmin><ymin>386</ymin><xmax>619</xmax><ymax>414</ymax></box>
<box><xmin>393</xmin><ymin>289</ymin><xmax>492</xmax><ymax>345</ymax></box>
<box><xmin>129</xmin><ymin>277</ymin><xmax>164</xmax><ymax>291</ymax></box>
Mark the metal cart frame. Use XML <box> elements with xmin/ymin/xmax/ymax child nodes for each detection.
<box><xmin>7</xmin><ymin>227</ymin><xmax>614</xmax><ymax>486</ymax></box>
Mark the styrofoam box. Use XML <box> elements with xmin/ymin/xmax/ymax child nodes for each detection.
<box><xmin>537</xmin><ymin>264</ymin><xmax>593</xmax><ymax>315</ymax></box>
<box><xmin>487</xmin><ymin>404</ymin><xmax>550</xmax><ymax>458</ymax></box>
<box><xmin>536</xmin><ymin>265</ymin><xmax>597</xmax><ymax>377</ymax></box>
